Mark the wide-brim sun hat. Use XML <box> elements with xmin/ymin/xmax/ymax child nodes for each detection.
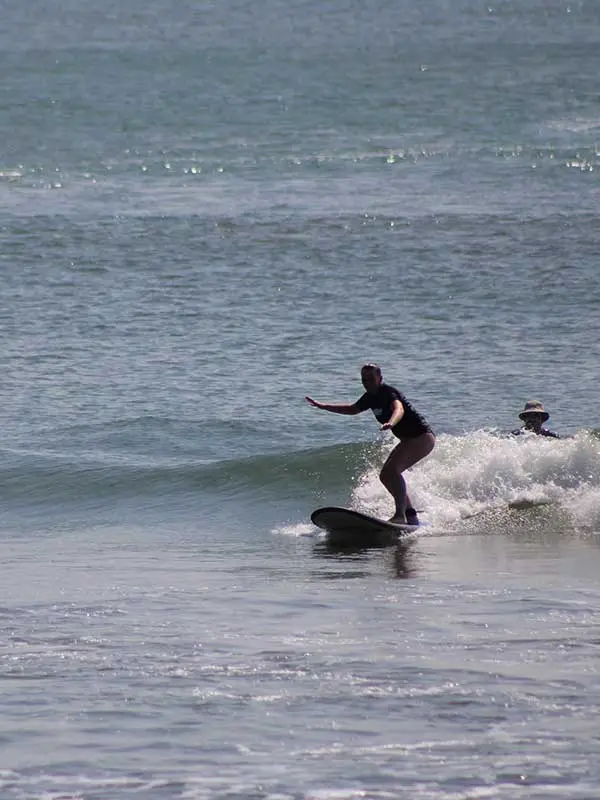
<box><xmin>519</xmin><ymin>400</ymin><xmax>549</xmax><ymax>422</ymax></box>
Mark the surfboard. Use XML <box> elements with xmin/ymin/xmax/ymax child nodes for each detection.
<box><xmin>311</xmin><ymin>506</ymin><xmax>420</xmax><ymax>549</ymax></box>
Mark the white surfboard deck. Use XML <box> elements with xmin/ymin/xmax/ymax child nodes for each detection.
<box><xmin>311</xmin><ymin>506</ymin><xmax>421</xmax><ymax>549</ymax></box>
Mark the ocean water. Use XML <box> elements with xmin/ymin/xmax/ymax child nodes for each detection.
<box><xmin>2</xmin><ymin>0</ymin><xmax>600</xmax><ymax>797</ymax></box>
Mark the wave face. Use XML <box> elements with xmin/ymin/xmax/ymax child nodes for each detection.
<box><xmin>3</xmin><ymin>430</ymin><xmax>600</xmax><ymax>534</ymax></box>
<box><xmin>0</xmin><ymin>439</ymin><xmax>376</xmax><ymax>527</ymax></box>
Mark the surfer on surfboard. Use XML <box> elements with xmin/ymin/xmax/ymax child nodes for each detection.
<box><xmin>305</xmin><ymin>363</ymin><xmax>435</xmax><ymax>524</ymax></box>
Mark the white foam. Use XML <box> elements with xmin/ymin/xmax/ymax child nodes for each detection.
<box><xmin>351</xmin><ymin>430</ymin><xmax>600</xmax><ymax>530</ymax></box>
<box><xmin>273</xmin><ymin>522</ymin><xmax>316</xmax><ymax>537</ymax></box>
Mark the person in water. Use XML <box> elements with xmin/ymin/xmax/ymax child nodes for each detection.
<box><xmin>305</xmin><ymin>363</ymin><xmax>435</xmax><ymax>524</ymax></box>
<box><xmin>512</xmin><ymin>400</ymin><xmax>559</xmax><ymax>438</ymax></box>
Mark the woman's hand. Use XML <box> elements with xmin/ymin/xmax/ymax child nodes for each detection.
<box><xmin>305</xmin><ymin>396</ymin><xmax>322</xmax><ymax>409</ymax></box>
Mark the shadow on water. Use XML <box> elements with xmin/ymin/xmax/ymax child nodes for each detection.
<box><xmin>311</xmin><ymin>539</ymin><xmax>418</xmax><ymax>579</ymax></box>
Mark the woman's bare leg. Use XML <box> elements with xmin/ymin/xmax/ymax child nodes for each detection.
<box><xmin>379</xmin><ymin>432</ymin><xmax>435</xmax><ymax>522</ymax></box>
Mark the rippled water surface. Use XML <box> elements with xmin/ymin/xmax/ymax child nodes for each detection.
<box><xmin>2</xmin><ymin>0</ymin><xmax>600</xmax><ymax>796</ymax></box>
